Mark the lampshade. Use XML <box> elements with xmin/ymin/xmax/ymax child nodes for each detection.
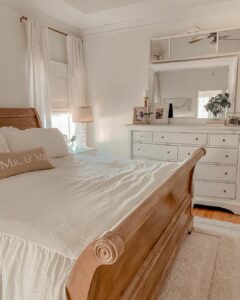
<box><xmin>143</xmin><ymin>89</ymin><xmax>149</xmax><ymax>98</ymax></box>
<box><xmin>72</xmin><ymin>106</ymin><xmax>93</xmax><ymax>123</ymax></box>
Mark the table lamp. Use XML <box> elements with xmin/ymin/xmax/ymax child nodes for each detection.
<box><xmin>72</xmin><ymin>106</ymin><xmax>93</xmax><ymax>151</ymax></box>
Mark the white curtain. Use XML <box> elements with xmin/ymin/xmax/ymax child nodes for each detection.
<box><xmin>153</xmin><ymin>71</ymin><xmax>161</xmax><ymax>103</ymax></box>
<box><xmin>67</xmin><ymin>36</ymin><xmax>86</xmax><ymax>107</ymax></box>
<box><xmin>26</xmin><ymin>20</ymin><xmax>52</xmax><ymax>128</ymax></box>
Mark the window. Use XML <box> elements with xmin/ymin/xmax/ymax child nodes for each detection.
<box><xmin>49</xmin><ymin>30</ymin><xmax>72</xmax><ymax>140</ymax></box>
<box><xmin>51</xmin><ymin>113</ymin><xmax>86</xmax><ymax>149</ymax></box>
<box><xmin>49</xmin><ymin>30</ymin><xmax>87</xmax><ymax>149</ymax></box>
<box><xmin>51</xmin><ymin>113</ymin><xmax>72</xmax><ymax>139</ymax></box>
<box><xmin>197</xmin><ymin>90</ymin><xmax>223</xmax><ymax>118</ymax></box>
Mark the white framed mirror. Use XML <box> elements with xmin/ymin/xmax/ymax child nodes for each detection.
<box><xmin>149</xmin><ymin>56</ymin><xmax>238</xmax><ymax>122</ymax></box>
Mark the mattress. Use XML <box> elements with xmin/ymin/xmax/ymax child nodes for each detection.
<box><xmin>0</xmin><ymin>154</ymin><xmax>180</xmax><ymax>300</ymax></box>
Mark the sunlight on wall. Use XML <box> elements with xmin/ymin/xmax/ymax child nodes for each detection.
<box><xmin>95</xmin><ymin>113</ymin><xmax>131</xmax><ymax>158</ymax></box>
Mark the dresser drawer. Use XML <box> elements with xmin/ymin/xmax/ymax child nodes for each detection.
<box><xmin>132</xmin><ymin>131</ymin><xmax>152</xmax><ymax>143</ymax></box>
<box><xmin>195</xmin><ymin>165</ymin><xmax>237</xmax><ymax>182</ymax></box>
<box><xmin>132</xmin><ymin>143</ymin><xmax>178</xmax><ymax>160</ymax></box>
<box><xmin>209</xmin><ymin>134</ymin><xmax>239</xmax><ymax>147</ymax></box>
<box><xmin>195</xmin><ymin>181</ymin><xmax>236</xmax><ymax>199</ymax></box>
<box><xmin>153</xmin><ymin>132</ymin><xmax>207</xmax><ymax>145</ymax></box>
<box><xmin>180</xmin><ymin>146</ymin><xmax>238</xmax><ymax>164</ymax></box>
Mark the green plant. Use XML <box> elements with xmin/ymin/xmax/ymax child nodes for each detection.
<box><xmin>143</xmin><ymin>112</ymin><xmax>154</xmax><ymax>117</ymax></box>
<box><xmin>204</xmin><ymin>93</ymin><xmax>230</xmax><ymax>118</ymax></box>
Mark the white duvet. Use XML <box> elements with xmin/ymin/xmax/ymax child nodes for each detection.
<box><xmin>0</xmin><ymin>155</ymin><xmax>180</xmax><ymax>300</ymax></box>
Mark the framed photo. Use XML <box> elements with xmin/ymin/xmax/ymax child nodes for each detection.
<box><xmin>152</xmin><ymin>103</ymin><xmax>169</xmax><ymax>124</ymax></box>
<box><xmin>133</xmin><ymin>107</ymin><xmax>145</xmax><ymax>124</ymax></box>
<box><xmin>226</xmin><ymin>113</ymin><xmax>240</xmax><ymax>126</ymax></box>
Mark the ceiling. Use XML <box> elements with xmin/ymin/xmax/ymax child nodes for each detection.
<box><xmin>65</xmin><ymin>0</ymin><xmax>149</xmax><ymax>13</ymax></box>
<box><xmin>2</xmin><ymin>0</ymin><xmax>240</xmax><ymax>35</ymax></box>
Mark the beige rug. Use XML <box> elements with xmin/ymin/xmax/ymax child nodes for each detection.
<box><xmin>159</xmin><ymin>217</ymin><xmax>240</xmax><ymax>300</ymax></box>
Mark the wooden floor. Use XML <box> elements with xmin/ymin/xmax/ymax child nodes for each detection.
<box><xmin>193</xmin><ymin>205</ymin><xmax>240</xmax><ymax>224</ymax></box>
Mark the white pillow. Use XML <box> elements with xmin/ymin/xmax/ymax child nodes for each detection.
<box><xmin>4</xmin><ymin>128</ymin><xmax>69</xmax><ymax>158</ymax></box>
<box><xmin>0</xmin><ymin>127</ymin><xmax>19</xmax><ymax>133</ymax></box>
<box><xmin>0</xmin><ymin>134</ymin><xmax>9</xmax><ymax>153</ymax></box>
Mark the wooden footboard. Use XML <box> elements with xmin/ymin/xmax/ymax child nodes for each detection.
<box><xmin>66</xmin><ymin>148</ymin><xmax>206</xmax><ymax>300</ymax></box>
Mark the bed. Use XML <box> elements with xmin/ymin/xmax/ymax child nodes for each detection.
<box><xmin>0</xmin><ymin>108</ymin><xmax>205</xmax><ymax>300</ymax></box>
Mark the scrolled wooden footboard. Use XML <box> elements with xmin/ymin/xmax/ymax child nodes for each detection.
<box><xmin>66</xmin><ymin>148</ymin><xmax>206</xmax><ymax>300</ymax></box>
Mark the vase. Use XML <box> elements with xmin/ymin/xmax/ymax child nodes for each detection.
<box><xmin>168</xmin><ymin>103</ymin><xmax>173</xmax><ymax>118</ymax></box>
<box><xmin>213</xmin><ymin>113</ymin><xmax>222</xmax><ymax>120</ymax></box>
<box><xmin>223</xmin><ymin>107</ymin><xmax>228</xmax><ymax>119</ymax></box>
<box><xmin>212</xmin><ymin>108</ymin><xmax>228</xmax><ymax>120</ymax></box>
<box><xmin>144</xmin><ymin>115</ymin><xmax>151</xmax><ymax>124</ymax></box>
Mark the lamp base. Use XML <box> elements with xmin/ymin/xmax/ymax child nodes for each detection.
<box><xmin>70</xmin><ymin>145</ymin><xmax>89</xmax><ymax>154</ymax></box>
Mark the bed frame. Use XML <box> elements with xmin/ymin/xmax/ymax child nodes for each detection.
<box><xmin>0</xmin><ymin>108</ymin><xmax>205</xmax><ymax>300</ymax></box>
<box><xmin>0</xmin><ymin>108</ymin><xmax>42</xmax><ymax>129</ymax></box>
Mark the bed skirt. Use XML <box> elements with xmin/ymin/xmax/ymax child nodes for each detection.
<box><xmin>0</xmin><ymin>233</ymin><xmax>75</xmax><ymax>300</ymax></box>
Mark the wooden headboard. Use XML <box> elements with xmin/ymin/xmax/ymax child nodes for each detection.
<box><xmin>0</xmin><ymin>108</ymin><xmax>42</xmax><ymax>129</ymax></box>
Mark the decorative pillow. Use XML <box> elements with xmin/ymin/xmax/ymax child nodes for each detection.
<box><xmin>0</xmin><ymin>147</ymin><xmax>54</xmax><ymax>179</ymax></box>
<box><xmin>3</xmin><ymin>128</ymin><xmax>69</xmax><ymax>158</ymax></box>
<box><xmin>0</xmin><ymin>127</ymin><xmax>19</xmax><ymax>133</ymax></box>
<box><xmin>0</xmin><ymin>134</ymin><xmax>9</xmax><ymax>153</ymax></box>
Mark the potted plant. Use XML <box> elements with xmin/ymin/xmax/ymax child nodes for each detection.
<box><xmin>204</xmin><ymin>93</ymin><xmax>231</xmax><ymax>119</ymax></box>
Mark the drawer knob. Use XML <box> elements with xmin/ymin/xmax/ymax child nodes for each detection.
<box><xmin>195</xmin><ymin>137</ymin><xmax>199</xmax><ymax>141</ymax></box>
<box><xmin>223</xmin><ymin>190</ymin><xmax>227</xmax><ymax>193</ymax></box>
<box><xmin>188</xmin><ymin>152</ymin><xmax>191</xmax><ymax>156</ymax></box>
<box><xmin>137</xmin><ymin>148</ymin><xmax>141</xmax><ymax>151</ymax></box>
<box><xmin>167</xmin><ymin>151</ymin><xmax>171</xmax><ymax>154</ymax></box>
<box><xmin>225</xmin><ymin>155</ymin><xmax>229</xmax><ymax>158</ymax></box>
<box><xmin>161</xmin><ymin>136</ymin><xmax>164</xmax><ymax>139</ymax></box>
<box><xmin>222</xmin><ymin>139</ymin><xmax>226</xmax><ymax>142</ymax></box>
<box><xmin>225</xmin><ymin>172</ymin><xmax>228</xmax><ymax>175</ymax></box>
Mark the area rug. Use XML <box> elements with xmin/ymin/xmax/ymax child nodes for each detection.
<box><xmin>159</xmin><ymin>217</ymin><xmax>240</xmax><ymax>300</ymax></box>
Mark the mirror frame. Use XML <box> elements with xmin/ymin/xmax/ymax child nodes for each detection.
<box><xmin>149</xmin><ymin>56</ymin><xmax>238</xmax><ymax>123</ymax></box>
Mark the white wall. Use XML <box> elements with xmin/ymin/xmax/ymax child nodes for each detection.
<box><xmin>85</xmin><ymin>30</ymin><xmax>149</xmax><ymax>158</ymax></box>
<box><xmin>84</xmin><ymin>12</ymin><xmax>240</xmax><ymax>159</ymax></box>
<box><xmin>0</xmin><ymin>5</ymin><xmax>27</xmax><ymax>107</ymax></box>
<box><xmin>0</xmin><ymin>5</ymin><xmax>72</xmax><ymax>110</ymax></box>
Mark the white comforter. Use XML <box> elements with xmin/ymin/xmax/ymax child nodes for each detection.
<box><xmin>0</xmin><ymin>155</ymin><xmax>180</xmax><ymax>300</ymax></box>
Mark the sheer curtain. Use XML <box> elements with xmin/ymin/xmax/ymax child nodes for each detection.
<box><xmin>67</xmin><ymin>36</ymin><xmax>86</xmax><ymax>107</ymax></box>
<box><xmin>153</xmin><ymin>71</ymin><xmax>161</xmax><ymax>103</ymax></box>
<box><xmin>26</xmin><ymin>20</ymin><xmax>52</xmax><ymax>128</ymax></box>
<box><xmin>67</xmin><ymin>36</ymin><xmax>87</xmax><ymax>148</ymax></box>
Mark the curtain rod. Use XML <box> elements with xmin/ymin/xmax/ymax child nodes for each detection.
<box><xmin>20</xmin><ymin>16</ymin><xmax>68</xmax><ymax>37</ymax></box>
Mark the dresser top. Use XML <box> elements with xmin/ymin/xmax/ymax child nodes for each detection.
<box><xmin>126</xmin><ymin>124</ymin><xmax>240</xmax><ymax>134</ymax></box>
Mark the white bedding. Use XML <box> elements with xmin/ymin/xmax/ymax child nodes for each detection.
<box><xmin>0</xmin><ymin>155</ymin><xmax>181</xmax><ymax>300</ymax></box>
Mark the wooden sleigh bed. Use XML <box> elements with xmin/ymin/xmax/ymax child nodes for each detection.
<box><xmin>0</xmin><ymin>108</ymin><xmax>206</xmax><ymax>300</ymax></box>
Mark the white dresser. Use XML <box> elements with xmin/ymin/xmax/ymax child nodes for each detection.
<box><xmin>127</xmin><ymin>124</ymin><xmax>240</xmax><ymax>214</ymax></box>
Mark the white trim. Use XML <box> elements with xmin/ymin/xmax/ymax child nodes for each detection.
<box><xmin>150</xmin><ymin>56</ymin><xmax>238</xmax><ymax>71</ymax></box>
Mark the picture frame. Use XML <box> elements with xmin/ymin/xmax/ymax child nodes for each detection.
<box><xmin>133</xmin><ymin>107</ymin><xmax>145</xmax><ymax>124</ymax></box>
<box><xmin>226</xmin><ymin>113</ymin><xmax>240</xmax><ymax>126</ymax></box>
<box><xmin>152</xmin><ymin>103</ymin><xmax>169</xmax><ymax>124</ymax></box>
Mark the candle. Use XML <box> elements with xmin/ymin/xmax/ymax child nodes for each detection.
<box><xmin>143</xmin><ymin>89</ymin><xmax>149</xmax><ymax>98</ymax></box>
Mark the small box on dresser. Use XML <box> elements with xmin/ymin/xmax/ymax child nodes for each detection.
<box><xmin>127</xmin><ymin>124</ymin><xmax>240</xmax><ymax>215</ymax></box>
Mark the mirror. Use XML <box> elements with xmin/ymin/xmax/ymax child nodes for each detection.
<box><xmin>151</xmin><ymin>28</ymin><xmax>240</xmax><ymax>62</ymax></box>
<box><xmin>170</xmin><ymin>34</ymin><xmax>217</xmax><ymax>61</ymax></box>
<box><xmin>218</xmin><ymin>29</ymin><xmax>240</xmax><ymax>54</ymax></box>
<box><xmin>149</xmin><ymin>57</ymin><xmax>238</xmax><ymax>120</ymax></box>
